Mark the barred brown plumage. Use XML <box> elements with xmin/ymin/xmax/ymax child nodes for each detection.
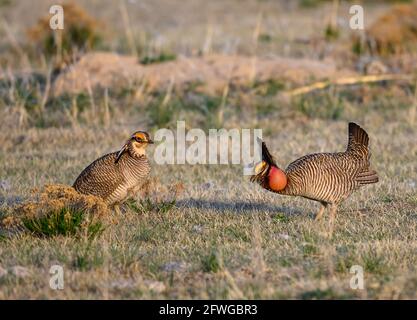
<box><xmin>73</xmin><ymin>131</ymin><xmax>153</xmax><ymax>212</ymax></box>
<box><xmin>251</xmin><ymin>122</ymin><xmax>378</xmax><ymax>223</ymax></box>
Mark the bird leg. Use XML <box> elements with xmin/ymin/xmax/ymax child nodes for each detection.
<box><xmin>314</xmin><ymin>202</ymin><xmax>327</xmax><ymax>221</ymax></box>
<box><xmin>114</xmin><ymin>204</ymin><xmax>122</xmax><ymax>215</ymax></box>
<box><xmin>328</xmin><ymin>204</ymin><xmax>338</xmax><ymax>235</ymax></box>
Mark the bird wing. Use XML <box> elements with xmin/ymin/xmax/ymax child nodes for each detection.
<box><xmin>73</xmin><ymin>152</ymin><xmax>124</xmax><ymax>200</ymax></box>
<box><xmin>286</xmin><ymin>152</ymin><xmax>360</xmax><ymax>175</ymax></box>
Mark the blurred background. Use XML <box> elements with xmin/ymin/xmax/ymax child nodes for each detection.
<box><xmin>0</xmin><ymin>0</ymin><xmax>416</xmax><ymax>131</ymax></box>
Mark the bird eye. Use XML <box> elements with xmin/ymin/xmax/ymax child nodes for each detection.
<box><xmin>134</xmin><ymin>137</ymin><xmax>142</xmax><ymax>142</ymax></box>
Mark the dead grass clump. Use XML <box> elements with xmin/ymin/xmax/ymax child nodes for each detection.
<box><xmin>2</xmin><ymin>184</ymin><xmax>110</xmax><ymax>237</ymax></box>
<box><xmin>27</xmin><ymin>3</ymin><xmax>103</xmax><ymax>66</ymax></box>
<box><xmin>354</xmin><ymin>3</ymin><xmax>417</xmax><ymax>56</ymax></box>
<box><xmin>15</xmin><ymin>184</ymin><xmax>109</xmax><ymax>219</ymax></box>
<box><xmin>0</xmin><ymin>215</ymin><xmax>19</xmax><ymax>230</ymax></box>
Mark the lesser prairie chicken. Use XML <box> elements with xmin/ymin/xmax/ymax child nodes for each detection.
<box><xmin>73</xmin><ymin>131</ymin><xmax>153</xmax><ymax>212</ymax></box>
<box><xmin>251</xmin><ymin>122</ymin><xmax>378</xmax><ymax>223</ymax></box>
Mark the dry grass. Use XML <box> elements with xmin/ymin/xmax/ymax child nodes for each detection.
<box><xmin>51</xmin><ymin>52</ymin><xmax>352</xmax><ymax>97</ymax></box>
<box><xmin>0</xmin><ymin>0</ymin><xmax>416</xmax><ymax>300</ymax></box>
<box><xmin>27</xmin><ymin>2</ymin><xmax>103</xmax><ymax>58</ymax></box>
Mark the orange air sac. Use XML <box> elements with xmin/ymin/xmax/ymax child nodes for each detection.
<box><xmin>268</xmin><ymin>166</ymin><xmax>287</xmax><ymax>191</ymax></box>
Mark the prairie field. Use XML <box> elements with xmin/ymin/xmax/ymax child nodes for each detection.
<box><xmin>0</xmin><ymin>0</ymin><xmax>417</xmax><ymax>299</ymax></box>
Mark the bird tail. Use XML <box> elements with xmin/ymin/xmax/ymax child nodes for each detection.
<box><xmin>356</xmin><ymin>169</ymin><xmax>379</xmax><ymax>185</ymax></box>
<box><xmin>347</xmin><ymin>122</ymin><xmax>369</xmax><ymax>152</ymax></box>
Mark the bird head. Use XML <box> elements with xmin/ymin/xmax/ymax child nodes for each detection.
<box><xmin>250</xmin><ymin>141</ymin><xmax>287</xmax><ymax>192</ymax></box>
<box><xmin>115</xmin><ymin>131</ymin><xmax>154</xmax><ymax>163</ymax></box>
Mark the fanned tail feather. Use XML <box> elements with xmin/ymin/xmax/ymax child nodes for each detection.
<box><xmin>347</xmin><ymin>122</ymin><xmax>369</xmax><ymax>151</ymax></box>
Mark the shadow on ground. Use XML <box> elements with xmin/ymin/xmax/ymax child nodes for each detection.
<box><xmin>176</xmin><ymin>199</ymin><xmax>306</xmax><ymax>216</ymax></box>
<box><xmin>0</xmin><ymin>195</ymin><xmax>24</xmax><ymax>207</ymax></box>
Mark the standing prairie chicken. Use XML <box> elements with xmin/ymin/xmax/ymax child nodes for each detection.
<box><xmin>251</xmin><ymin>122</ymin><xmax>378</xmax><ymax>223</ymax></box>
<box><xmin>73</xmin><ymin>131</ymin><xmax>153</xmax><ymax>212</ymax></box>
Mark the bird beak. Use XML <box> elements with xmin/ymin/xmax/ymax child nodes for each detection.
<box><xmin>147</xmin><ymin>138</ymin><xmax>154</xmax><ymax>144</ymax></box>
<box><xmin>115</xmin><ymin>142</ymin><xmax>128</xmax><ymax>163</ymax></box>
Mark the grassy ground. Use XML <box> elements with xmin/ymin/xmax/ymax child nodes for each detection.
<box><xmin>0</xmin><ymin>0</ymin><xmax>417</xmax><ymax>299</ymax></box>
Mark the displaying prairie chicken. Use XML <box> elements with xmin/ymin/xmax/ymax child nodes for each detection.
<box><xmin>251</xmin><ymin>122</ymin><xmax>378</xmax><ymax>222</ymax></box>
<box><xmin>73</xmin><ymin>131</ymin><xmax>153</xmax><ymax>211</ymax></box>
